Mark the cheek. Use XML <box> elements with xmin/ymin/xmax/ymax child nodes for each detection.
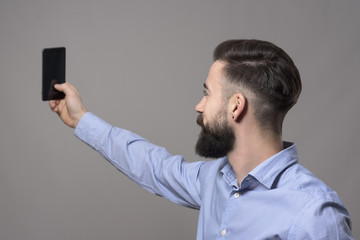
<box><xmin>206</xmin><ymin>98</ymin><xmax>222</xmax><ymax>114</ymax></box>
<box><xmin>203</xmin><ymin>107</ymin><xmax>217</xmax><ymax>125</ymax></box>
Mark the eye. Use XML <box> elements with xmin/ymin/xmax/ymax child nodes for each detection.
<box><xmin>203</xmin><ymin>90</ymin><xmax>208</xmax><ymax>96</ymax></box>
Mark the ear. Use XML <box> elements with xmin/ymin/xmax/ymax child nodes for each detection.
<box><xmin>229</xmin><ymin>93</ymin><xmax>246</xmax><ymax>121</ymax></box>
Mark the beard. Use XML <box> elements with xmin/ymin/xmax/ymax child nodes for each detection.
<box><xmin>195</xmin><ymin>110</ymin><xmax>235</xmax><ymax>159</ymax></box>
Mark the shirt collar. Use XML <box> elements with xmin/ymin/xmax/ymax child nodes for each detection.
<box><xmin>220</xmin><ymin>142</ymin><xmax>299</xmax><ymax>190</ymax></box>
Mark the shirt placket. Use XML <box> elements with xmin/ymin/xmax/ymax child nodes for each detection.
<box><xmin>218</xmin><ymin>184</ymin><xmax>243</xmax><ymax>239</ymax></box>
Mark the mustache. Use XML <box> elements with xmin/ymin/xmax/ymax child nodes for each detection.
<box><xmin>196</xmin><ymin>114</ymin><xmax>203</xmax><ymax>126</ymax></box>
<box><xmin>197</xmin><ymin>114</ymin><xmax>208</xmax><ymax>133</ymax></box>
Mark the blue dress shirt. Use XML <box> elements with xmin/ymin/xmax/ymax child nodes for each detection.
<box><xmin>75</xmin><ymin>113</ymin><xmax>353</xmax><ymax>240</ymax></box>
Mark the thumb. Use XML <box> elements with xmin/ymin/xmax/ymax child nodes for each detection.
<box><xmin>54</xmin><ymin>82</ymin><xmax>74</xmax><ymax>96</ymax></box>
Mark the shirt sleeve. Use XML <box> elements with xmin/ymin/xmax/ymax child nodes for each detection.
<box><xmin>289</xmin><ymin>196</ymin><xmax>353</xmax><ymax>240</ymax></box>
<box><xmin>74</xmin><ymin>112</ymin><xmax>203</xmax><ymax>209</ymax></box>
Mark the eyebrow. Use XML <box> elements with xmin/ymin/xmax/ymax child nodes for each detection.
<box><xmin>203</xmin><ymin>83</ymin><xmax>209</xmax><ymax>90</ymax></box>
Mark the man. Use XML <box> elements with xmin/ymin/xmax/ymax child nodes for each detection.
<box><xmin>50</xmin><ymin>39</ymin><xmax>353</xmax><ymax>239</ymax></box>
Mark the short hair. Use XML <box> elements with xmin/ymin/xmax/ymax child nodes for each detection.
<box><xmin>213</xmin><ymin>39</ymin><xmax>302</xmax><ymax>132</ymax></box>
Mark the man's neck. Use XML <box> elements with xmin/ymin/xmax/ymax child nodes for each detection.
<box><xmin>227</xmin><ymin>127</ymin><xmax>283</xmax><ymax>185</ymax></box>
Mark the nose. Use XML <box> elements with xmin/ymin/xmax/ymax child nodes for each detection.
<box><xmin>195</xmin><ymin>96</ymin><xmax>205</xmax><ymax>113</ymax></box>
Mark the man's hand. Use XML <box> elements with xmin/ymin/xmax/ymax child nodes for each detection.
<box><xmin>49</xmin><ymin>82</ymin><xmax>87</xmax><ymax>128</ymax></box>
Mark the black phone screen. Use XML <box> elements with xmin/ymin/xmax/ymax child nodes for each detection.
<box><xmin>42</xmin><ymin>47</ymin><xmax>66</xmax><ymax>101</ymax></box>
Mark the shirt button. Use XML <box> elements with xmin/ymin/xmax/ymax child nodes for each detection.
<box><xmin>221</xmin><ymin>229</ymin><xmax>227</xmax><ymax>236</ymax></box>
<box><xmin>234</xmin><ymin>192</ymin><xmax>240</xmax><ymax>198</ymax></box>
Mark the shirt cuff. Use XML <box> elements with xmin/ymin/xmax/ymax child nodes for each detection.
<box><xmin>74</xmin><ymin>112</ymin><xmax>111</xmax><ymax>151</ymax></box>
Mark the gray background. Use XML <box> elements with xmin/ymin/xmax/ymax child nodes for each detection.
<box><xmin>0</xmin><ymin>0</ymin><xmax>359</xmax><ymax>239</ymax></box>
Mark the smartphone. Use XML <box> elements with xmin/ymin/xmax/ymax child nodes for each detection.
<box><xmin>42</xmin><ymin>47</ymin><xmax>66</xmax><ymax>101</ymax></box>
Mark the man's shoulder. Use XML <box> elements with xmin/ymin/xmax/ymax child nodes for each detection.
<box><xmin>279</xmin><ymin>162</ymin><xmax>344</xmax><ymax>204</ymax></box>
<box><xmin>275</xmin><ymin>163</ymin><xmax>353</xmax><ymax>239</ymax></box>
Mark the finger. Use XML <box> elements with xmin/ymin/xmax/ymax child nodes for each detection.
<box><xmin>50</xmin><ymin>100</ymin><xmax>58</xmax><ymax>110</ymax></box>
<box><xmin>49</xmin><ymin>100</ymin><xmax>56</xmax><ymax>109</ymax></box>
<box><xmin>49</xmin><ymin>99</ymin><xmax>61</xmax><ymax>111</ymax></box>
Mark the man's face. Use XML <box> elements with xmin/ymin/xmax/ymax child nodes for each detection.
<box><xmin>195</xmin><ymin>61</ymin><xmax>235</xmax><ymax>158</ymax></box>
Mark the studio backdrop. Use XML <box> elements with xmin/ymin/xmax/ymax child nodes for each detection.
<box><xmin>0</xmin><ymin>1</ymin><xmax>359</xmax><ymax>239</ymax></box>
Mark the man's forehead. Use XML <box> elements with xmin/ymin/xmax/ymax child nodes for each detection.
<box><xmin>209</xmin><ymin>60</ymin><xmax>226</xmax><ymax>77</ymax></box>
<box><xmin>205</xmin><ymin>61</ymin><xmax>226</xmax><ymax>91</ymax></box>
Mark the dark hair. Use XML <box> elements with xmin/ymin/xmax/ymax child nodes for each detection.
<box><xmin>213</xmin><ymin>39</ymin><xmax>302</xmax><ymax>132</ymax></box>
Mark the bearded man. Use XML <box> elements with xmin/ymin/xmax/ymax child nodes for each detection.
<box><xmin>50</xmin><ymin>39</ymin><xmax>353</xmax><ymax>239</ymax></box>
